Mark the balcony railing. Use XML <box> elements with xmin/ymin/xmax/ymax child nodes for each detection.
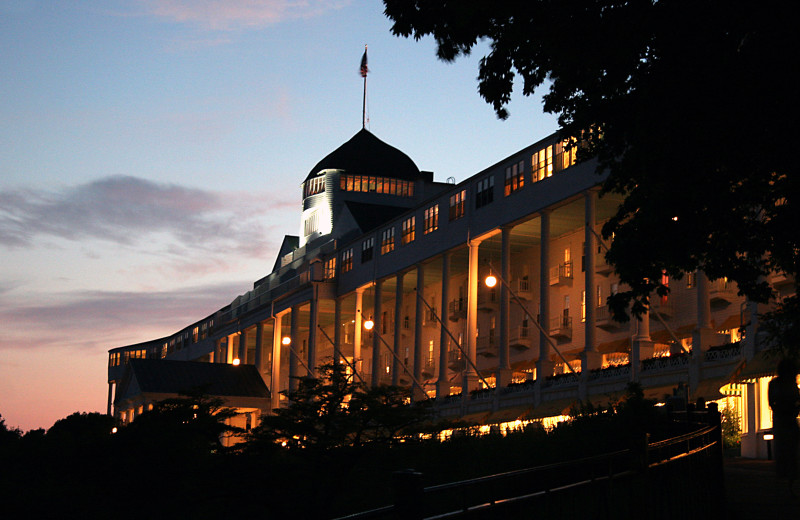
<box><xmin>595</xmin><ymin>305</ymin><xmax>624</xmax><ymax>331</ymax></box>
<box><xmin>448</xmin><ymin>298</ymin><xmax>466</xmax><ymax>321</ymax></box>
<box><xmin>509</xmin><ymin>325</ymin><xmax>532</xmax><ymax>350</ymax></box>
<box><xmin>549</xmin><ymin>261</ymin><xmax>573</xmax><ymax>286</ymax></box>
<box><xmin>709</xmin><ymin>278</ymin><xmax>738</xmax><ymax>306</ymax></box>
<box><xmin>549</xmin><ymin>315</ymin><xmax>572</xmax><ymax>340</ymax></box>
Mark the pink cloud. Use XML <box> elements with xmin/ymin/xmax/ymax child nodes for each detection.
<box><xmin>143</xmin><ymin>0</ymin><xmax>352</xmax><ymax>31</ymax></box>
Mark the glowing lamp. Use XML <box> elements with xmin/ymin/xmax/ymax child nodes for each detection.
<box><xmin>282</xmin><ymin>336</ymin><xmax>291</xmax><ymax>346</ymax></box>
<box><xmin>364</xmin><ymin>319</ymin><xmax>374</xmax><ymax>331</ymax></box>
<box><xmin>485</xmin><ymin>273</ymin><xmax>498</xmax><ymax>288</ymax></box>
<box><xmin>763</xmin><ymin>433</ymin><xmax>774</xmax><ymax>441</ymax></box>
<box><xmin>232</xmin><ymin>358</ymin><xmax>241</xmax><ymax>366</ymax></box>
<box><xmin>111</xmin><ymin>427</ymin><xmax>118</xmax><ymax>434</ymax></box>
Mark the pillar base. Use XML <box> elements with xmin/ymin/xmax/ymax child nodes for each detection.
<box><xmin>692</xmin><ymin>327</ymin><xmax>717</xmax><ymax>353</ymax></box>
<box><xmin>495</xmin><ymin>368</ymin><xmax>513</xmax><ymax>389</ymax></box>
<box><xmin>581</xmin><ymin>350</ymin><xmax>603</xmax><ymax>372</ymax></box>
<box><xmin>462</xmin><ymin>372</ymin><xmax>482</xmax><ymax>396</ymax></box>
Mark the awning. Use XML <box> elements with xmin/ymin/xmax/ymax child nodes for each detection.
<box><xmin>733</xmin><ymin>349</ymin><xmax>780</xmax><ymax>382</ymax></box>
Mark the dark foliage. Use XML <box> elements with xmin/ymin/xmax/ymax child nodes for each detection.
<box><xmin>383</xmin><ymin>0</ymin><xmax>799</xmax><ymax>349</ymax></box>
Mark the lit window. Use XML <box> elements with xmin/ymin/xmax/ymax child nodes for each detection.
<box><xmin>476</xmin><ymin>176</ymin><xmax>494</xmax><ymax>208</ymax></box>
<box><xmin>401</xmin><ymin>216</ymin><xmax>415</xmax><ymax>245</ymax></box>
<box><xmin>532</xmin><ymin>145</ymin><xmax>554</xmax><ymax>182</ymax></box>
<box><xmin>581</xmin><ymin>290</ymin><xmax>586</xmax><ymax>322</ymax></box>
<box><xmin>554</xmin><ymin>139</ymin><xmax>577</xmax><ymax>172</ymax></box>
<box><xmin>381</xmin><ymin>227</ymin><xmax>395</xmax><ymax>255</ymax></box>
<box><xmin>504</xmin><ymin>161</ymin><xmax>525</xmax><ymax>196</ymax></box>
<box><xmin>304</xmin><ymin>176</ymin><xmax>325</xmax><ymax>198</ymax></box>
<box><xmin>324</xmin><ymin>257</ymin><xmax>336</xmax><ymax>279</ymax></box>
<box><xmin>449</xmin><ymin>189</ymin><xmax>467</xmax><ymax>221</ymax></box>
<box><xmin>686</xmin><ymin>271</ymin><xmax>696</xmax><ymax>288</ymax></box>
<box><xmin>361</xmin><ymin>237</ymin><xmax>374</xmax><ymax>263</ymax></box>
<box><xmin>342</xmin><ymin>248</ymin><xmax>353</xmax><ymax>273</ymax></box>
<box><xmin>424</xmin><ymin>204</ymin><xmax>439</xmax><ymax>234</ymax></box>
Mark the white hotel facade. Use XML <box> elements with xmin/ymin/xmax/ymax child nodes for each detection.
<box><xmin>108</xmin><ymin>128</ymin><xmax>791</xmax><ymax>458</ymax></box>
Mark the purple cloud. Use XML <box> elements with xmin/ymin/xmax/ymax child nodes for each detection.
<box><xmin>0</xmin><ymin>281</ymin><xmax>251</xmax><ymax>352</ymax></box>
<box><xmin>0</xmin><ymin>176</ymin><xmax>294</xmax><ymax>259</ymax></box>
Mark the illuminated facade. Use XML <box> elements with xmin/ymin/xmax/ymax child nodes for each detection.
<box><xmin>108</xmin><ymin>128</ymin><xmax>792</xmax><ymax>458</ymax></box>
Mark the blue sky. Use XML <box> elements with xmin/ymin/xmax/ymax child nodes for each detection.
<box><xmin>0</xmin><ymin>0</ymin><xmax>558</xmax><ymax>431</ymax></box>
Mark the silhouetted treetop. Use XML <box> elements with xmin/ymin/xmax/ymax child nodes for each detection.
<box><xmin>384</xmin><ymin>1</ymin><xmax>798</xmax><ymax>336</ymax></box>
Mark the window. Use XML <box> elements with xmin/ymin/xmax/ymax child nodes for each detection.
<box><xmin>686</xmin><ymin>271</ymin><xmax>696</xmax><ymax>288</ymax></box>
<box><xmin>554</xmin><ymin>139</ymin><xmax>578</xmax><ymax>172</ymax></box>
<box><xmin>361</xmin><ymin>237</ymin><xmax>374</xmax><ymax>263</ymax></box>
<box><xmin>476</xmin><ymin>176</ymin><xmax>494</xmax><ymax>208</ymax></box>
<box><xmin>303</xmin><ymin>176</ymin><xmax>325</xmax><ymax>198</ymax></box>
<box><xmin>401</xmin><ymin>216</ymin><xmax>416</xmax><ymax>245</ymax></box>
<box><xmin>424</xmin><ymin>204</ymin><xmax>439</xmax><ymax>234</ymax></box>
<box><xmin>532</xmin><ymin>145</ymin><xmax>554</xmax><ymax>182</ymax></box>
<box><xmin>596</xmin><ymin>284</ymin><xmax>603</xmax><ymax>307</ymax></box>
<box><xmin>504</xmin><ymin>161</ymin><xmax>525</xmax><ymax>196</ymax></box>
<box><xmin>192</xmin><ymin>326</ymin><xmax>199</xmax><ymax>343</ymax></box>
<box><xmin>324</xmin><ymin>257</ymin><xmax>336</xmax><ymax>279</ymax></box>
<box><xmin>303</xmin><ymin>212</ymin><xmax>319</xmax><ymax>236</ymax></box>
<box><xmin>342</xmin><ymin>248</ymin><xmax>353</xmax><ymax>273</ymax></box>
<box><xmin>449</xmin><ymin>189</ymin><xmax>467</xmax><ymax>221</ymax></box>
<box><xmin>581</xmin><ymin>290</ymin><xmax>586</xmax><ymax>322</ymax></box>
<box><xmin>339</xmin><ymin>175</ymin><xmax>414</xmax><ymax>197</ymax></box>
<box><xmin>381</xmin><ymin>227</ymin><xmax>395</xmax><ymax>255</ymax></box>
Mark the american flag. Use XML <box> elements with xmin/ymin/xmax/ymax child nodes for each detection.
<box><xmin>360</xmin><ymin>47</ymin><xmax>368</xmax><ymax>78</ymax></box>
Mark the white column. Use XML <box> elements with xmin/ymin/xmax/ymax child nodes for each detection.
<box><xmin>582</xmin><ymin>190</ymin><xmax>602</xmax><ymax>371</ymax></box>
<box><xmin>308</xmin><ymin>285</ymin><xmax>319</xmax><ymax>377</ymax></box>
<box><xmin>288</xmin><ymin>306</ymin><xmax>300</xmax><ymax>391</ymax></box>
<box><xmin>693</xmin><ymin>271</ymin><xmax>715</xmax><ymax>352</ymax></box>
<box><xmin>392</xmin><ymin>273</ymin><xmax>405</xmax><ymax>386</ymax></box>
<box><xmin>270</xmin><ymin>315</ymin><xmax>284</xmax><ymax>411</ymax></box>
<box><xmin>464</xmin><ymin>239</ymin><xmax>481</xmax><ymax>392</ymax></box>
<box><xmin>333</xmin><ymin>297</ymin><xmax>342</xmax><ymax>366</ymax></box>
<box><xmin>413</xmin><ymin>263</ymin><xmax>426</xmax><ymax>400</ymax></box>
<box><xmin>437</xmin><ymin>252</ymin><xmax>451</xmax><ymax>397</ymax></box>
<box><xmin>354</xmin><ymin>288</ymin><xmax>364</xmax><ymax>374</ymax></box>
<box><xmin>254</xmin><ymin>323</ymin><xmax>264</xmax><ymax>375</ymax></box>
<box><xmin>372</xmin><ymin>279</ymin><xmax>383</xmax><ymax>387</ymax></box>
<box><xmin>497</xmin><ymin>226</ymin><xmax>512</xmax><ymax>388</ymax></box>
<box><xmin>537</xmin><ymin>210</ymin><xmax>553</xmax><ymax>382</ymax></box>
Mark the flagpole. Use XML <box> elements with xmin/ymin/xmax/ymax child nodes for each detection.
<box><xmin>360</xmin><ymin>44</ymin><xmax>368</xmax><ymax>129</ymax></box>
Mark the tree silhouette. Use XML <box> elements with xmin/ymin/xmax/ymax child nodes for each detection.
<box><xmin>384</xmin><ymin>1</ymin><xmax>798</xmax><ymax>343</ymax></box>
<box><xmin>247</xmin><ymin>362</ymin><xmax>430</xmax><ymax>452</ymax></box>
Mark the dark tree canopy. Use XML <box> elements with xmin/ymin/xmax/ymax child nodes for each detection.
<box><xmin>384</xmin><ymin>1</ymin><xmax>799</xmax><ymax>335</ymax></box>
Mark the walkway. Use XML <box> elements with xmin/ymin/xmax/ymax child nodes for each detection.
<box><xmin>724</xmin><ymin>458</ymin><xmax>800</xmax><ymax>519</ymax></box>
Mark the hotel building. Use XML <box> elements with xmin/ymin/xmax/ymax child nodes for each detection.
<box><xmin>108</xmin><ymin>128</ymin><xmax>792</xmax><ymax>458</ymax></box>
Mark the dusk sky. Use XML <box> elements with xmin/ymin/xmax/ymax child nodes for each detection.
<box><xmin>0</xmin><ymin>0</ymin><xmax>558</xmax><ymax>431</ymax></box>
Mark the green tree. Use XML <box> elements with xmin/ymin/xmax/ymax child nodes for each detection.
<box><xmin>384</xmin><ymin>1</ymin><xmax>798</xmax><ymax>342</ymax></box>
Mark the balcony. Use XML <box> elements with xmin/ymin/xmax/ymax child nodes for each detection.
<box><xmin>509</xmin><ymin>325</ymin><xmax>532</xmax><ymax>351</ymax></box>
<box><xmin>549</xmin><ymin>315</ymin><xmax>573</xmax><ymax>340</ymax></box>
<box><xmin>513</xmin><ymin>278</ymin><xmax>533</xmax><ymax>299</ymax></box>
<box><xmin>476</xmin><ymin>334</ymin><xmax>496</xmax><ymax>357</ymax></box>
<box><xmin>448</xmin><ymin>349</ymin><xmax>465</xmax><ymax>370</ymax></box>
<box><xmin>422</xmin><ymin>359</ymin><xmax>436</xmax><ymax>378</ymax></box>
<box><xmin>478</xmin><ymin>289</ymin><xmax>498</xmax><ymax>312</ymax></box>
<box><xmin>651</xmin><ymin>297</ymin><xmax>674</xmax><ymax>319</ymax></box>
<box><xmin>549</xmin><ymin>261</ymin><xmax>573</xmax><ymax>286</ymax></box>
<box><xmin>595</xmin><ymin>305</ymin><xmax>623</xmax><ymax>331</ymax></box>
<box><xmin>709</xmin><ymin>278</ymin><xmax>737</xmax><ymax>307</ymax></box>
<box><xmin>595</xmin><ymin>254</ymin><xmax>614</xmax><ymax>276</ymax></box>
<box><xmin>423</xmin><ymin>308</ymin><xmax>439</xmax><ymax>328</ymax></box>
<box><xmin>448</xmin><ymin>298</ymin><xmax>466</xmax><ymax>321</ymax></box>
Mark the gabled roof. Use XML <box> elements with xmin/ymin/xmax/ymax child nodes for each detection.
<box><xmin>115</xmin><ymin>359</ymin><xmax>269</xmax><ymax>405</ymax></box>
<box><xmin>343</xmin><ymin>201</ymin><xmax>411</xmax><ymax>234</ymax></box>
<box><xmin>306</xmin><ymin>129</ymin><xmax>421</xmax><ymax>182</ymax></box>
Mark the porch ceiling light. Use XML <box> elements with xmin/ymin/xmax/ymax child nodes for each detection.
<box><xmin>232</xmin><ymin>358</ymin><xmax>241</xmax><ymax>366</ymax></box>
<box><xmin>281</xmin><ymin>336</ymin><xmax>291</xmax><ymax>346</ymax></box>
<box><xmin>363</xmin><ymin>319</ymin><xmax>374</xmax><ymax>330</ymax></box>
<box><xmin>485</xmin><ymin>273</ymin><xmax>498</xmax><ymax>288</ymax></box>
